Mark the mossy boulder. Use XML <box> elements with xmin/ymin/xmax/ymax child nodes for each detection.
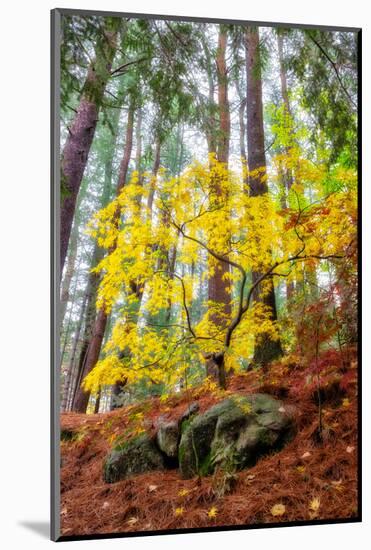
<box><xmin>180</xmin><ymin>402</ymin><xmax>200</xmax><ymax>422</ymax></box>
<box><xmin>179</xmin><ymin>406</ymin><xmax>220</xmax><ymax>478</ymax></box>
<box><xmin>179</xmin><ymin>394</ymin><xmax>295</xmax><ymax>479</ymax></box>
<box><xmin>156</xmin><ymin>420</ymin><xmax>179</xmax><ymax>458</ymax></box>
<box><xmin>103</xmin><ymin>433</ymin><xmax>165</xmax><ymax>483</ymax></box>
<box><xmin>102</xmin><ymin>394</ymin><xmax>295</xmax><ymax>482</ymax></box>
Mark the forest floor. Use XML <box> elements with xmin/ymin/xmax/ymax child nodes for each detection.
<box><xmin>60</xmin><ymin>347</ymin><xmax>359</xmax><ymax>537</ymax></box>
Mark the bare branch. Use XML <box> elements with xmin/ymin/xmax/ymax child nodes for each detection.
<box><xmin>174</xmin><ymin>221</ymin><xmax>246</xmax><ymax>277</ymax></box>
<box><xmin>154</xmin><ymin>270</ymin><xmax>196</xmax><ymax>339</ymax></box>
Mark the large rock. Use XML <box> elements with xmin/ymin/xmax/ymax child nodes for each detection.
<box><xmin>180</xmin><ymin>402</ymin><xmax>200</xmax><ymax>422</ymax></box>
<box><xmin>104</xmin><ymin>433</ymin><xmax>165</xmax><ymax>483</ymax></box>
<box><xmin>179</xmin><ymin>394</ymin><xmax>295</xmax><ymax>479</ymax></box>
<box><xmin>156</xmin><ymin>420</ymin><xmax>179</xmax><ymax>458</ymax></box>
<box><xmin>155</xmin><ymin>402</ymin><xmax>199</xmax><ymax>459</ymax></box>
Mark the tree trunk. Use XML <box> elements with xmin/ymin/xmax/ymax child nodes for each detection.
<box><xmin>277</xmin><ymin>33</ymin><xmax>291</xmax><ymax>119</ymax></box>
<box><xmin>60</xmin><ymin>221</ymin><xmax>78</xmax><ymax>324</ymax></box>
<box><xmin>164</xmin><ymin>243</ymin><xmax>178</xmax><ymax>325</ymax></box>
<box><xmin>110</xmin><ymin>293</ymin><xmax>143</xmax><ymax>409</ymax></box>
<box><xmin>208</xmin><ymin>28</ymin><xmax>231</xmax><ymax>322</ymax></box>
<box><xmin>60</xmin><ymin>18</ymin><xmax>120</xmax><ymax>275</ymax></box>
<box><xmin>205</xmin><ymin>352</ymin><xmax>226</xmax><ymax>390</ymax></box>
<box><xmin>116</xmin><ymin>105</ymin><xmax>135</xmax><ymax>192</ymax></box>
<box><xmin>216</xmin><ymin>29</ymin><xmax>230</xmax><ymax>165</ymax></box>
<box><xmin>60</xmin><ymin>256</ymin><xmax>82</xmax><ymax>365</ymax></box>
<box><xmin>135</xmin><ymin>107</ymin><xmax>143</xmax><ymax>180</ymax></box>
<box><xmin>73</xmin><ymin>308</ymin><xmax>108</xmax><ymax>412</ymax></box>
<box><xmin>61</xmin><ymin>290</ymin><xmax>88</xmax><ymax>411</ymax></box>
<box><xmin>238</xmin><ymin>98</ymin><xmax>248</xmax><ymax>179</ymax></box>
<box><xmin>69</xmin><ymin>113</ymin><xmax>121</xmax><ymax>409</ymax></box>
<box><xmin>147</xmin><ymin>136</ymin><xmax>161</xmax><ymax>216</ymax></box>
<box><xmin>205</xmin><ymin>27</ymin><xmax>231</xmax><ymax>387</ymax></box>
<box><xmin>94</xmin><ymin>390</ymin><xmax>101</xmax><ymax>414</ymax></box>
<box><xmin>200</xmin><ymin>36</ymin><xmax>217</xmax><ymax>155</ymax></box>
<box><xmin>73</xmin><ymin>103</ymin><xmax>135</xmax><ymax>413</ymax></box>
<box><xmin>113</xmin><ymin>131</ymin><xmax>164</xmax><ymax>405</ymax></box>
<box><xmin>246</xmin><ymin>27</ymin><xmax>283</xmax><ymax>366</ymax></box>
<box><xmin>277</xmin><ymin>32</ymin><xmax>295</xmax><ymax>304</ymax></box>
<box><xmin>70</xmin><ymin>244</ymin><xmax>102</xmax><ymax>406</ymax></box>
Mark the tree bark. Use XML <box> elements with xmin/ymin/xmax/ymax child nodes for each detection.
<box><xmin>73</xmin><ymin>308</ymin><xmax>108</xmax><ymax>412</ymax></box>
<box><xmin>200</xmin><ymin>35</ymin><xmax>217</xmax><ymax>154</ymax></box>
<box><xmin>61</xmin><ymin>290</ymin><xmax>88</xmax><ymax>411</ymax></box>
<box><xmin>246</xmin><ymin>27</ymin><xmax>283</xmax><ymax>366</ymax></box>
<box><xmin>60</xmin><ymin>221</ymin><xmax>78</xmax><ymax>324</ymax></box>
<box><xmin>60</xmin><ymin>257</ymin><xmax>82</xmax><ymax>365</ymax></box>
<box><xmin>146</xmin><ymin>136</ymin><xmax>161</xmax><ymax>216</ymax></box>
<box><xmin>206</xmin><ymin>27</ymin><xmax>231</xmax><ymax>386</ymax></box>
<box><xmin>216</xmin><ymin>29</ymin><xmax>230</xmax><ymax>165</ymax></box>
<box><xmin>277</xmin><ymin>32</ymin><xmax>295</xmax><ymax>304</ymax></box>
<box><xmin>238</xmin><ymin>96</ymin><xmax>248</xmax><ymax>175</ymax></box>
<box><xmin>73</xmin><ymin>103</ymin><xmax>135</xmax><ymax>413</ymax></box>
<box><xmin>210</xmin><ymin>30</ymin><xmax>231</xmax><ymax>320</ymax></box>
<box><xmin>94</xmin><ymin>390</ymin><xmax>101</xmax><ymax>414</ymax></box>
<box><xmin>70</xmin><ymin>244</ymin><xmax>103</xmax><ymax>408</ymax></box>
<box><xmin>69</xmin><ymin>110</ymin><xmax>121</xmax><ymax>409</ymax></box>
<box><xmin>135</xmin><ymin>107</ymin><xmax>143</xmax><ymax>180</ymax></box>
<box><xmin>60</xmin><ymin>18</ymin><xmax>120</xmax><ymax>275</ymax></box>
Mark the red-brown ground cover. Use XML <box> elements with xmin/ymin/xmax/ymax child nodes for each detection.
<box><xmin>60</xmin><ymin>348</ymin><xmax>358</xmax><ymax>537</ymax></box>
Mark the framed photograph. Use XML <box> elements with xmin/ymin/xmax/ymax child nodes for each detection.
<box><xmin>51</xmin><ymin>8</ymin><xmax>361</xmax><ymax>542</ymax></box>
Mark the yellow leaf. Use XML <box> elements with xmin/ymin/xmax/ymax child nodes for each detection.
<box><xmin>178</xmin><ymin>489</ymin><xmax>190</xmax><ymax>497</ymax></box>
<box><xmin>271</xmin><ymin>503</ymin><xmax>286</xmax><ymax>517</ymax></box>
<box><xmin>309</xmin><ymin>497</ymin><xmax>321</xmax><ymax>511</ymax></box>
<box><xmin>331</xmin><ymin>479</ymin><xmax>342</xmax><ymax>487</ymax></box>
<box><xmin>174</xmin><ymin>507</ymin><xmax>184</xmax><ymax>517</ymax></box>
<box><xmin>207</xmin><ymin>506</ymin><xmax>218</xmax><ymax>518</ymax></box>
<box><xmin>331</xmin><ymin>480</ymin><xmax>343</xmax><ymax>491</ymax></box>
<box><xmin>342</xmin><ymin>398</ymin><xmax>351</xmax><ymax>408</ymax></box>
<box><xmin>296</xmin><ymin>465</ymin><xmax>306</xmax><ymax>473</ymax></box>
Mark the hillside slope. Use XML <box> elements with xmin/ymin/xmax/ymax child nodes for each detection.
<box><xmin>60</xmin><ymin>350</ymin><xmax>358</xmax><ymax>537</ymax></box>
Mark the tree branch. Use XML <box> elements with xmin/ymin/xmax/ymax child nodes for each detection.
<box><xmin>308</xmin><ymin>33</ymin><xmax>357</xmax><ymax>110</ymax></box>
<box><xmin>154</xmin><ymin>270</ymin><xmax>196</xmax><ymax>338</ymax></box>
<box><xmin>111</xmin><ymin>57</ymin><xmax>148</xmax><ymax>76</ymax></box>
<box><xmin>174</xmin><ymin>220</ymin><xmax>246</xmax><ymax>277</ymax></box>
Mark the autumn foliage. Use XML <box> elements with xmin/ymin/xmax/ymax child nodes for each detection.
<box><xmin>83</xmin><ymin>150</ymin><xmax>356</xmax><ymax>395</ymax></box>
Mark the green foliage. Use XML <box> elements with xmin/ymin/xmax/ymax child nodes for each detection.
<box><xmin>287</xmin><ymin>29</ymin><xmax>357</xmax><ymax>165</ymax></box>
